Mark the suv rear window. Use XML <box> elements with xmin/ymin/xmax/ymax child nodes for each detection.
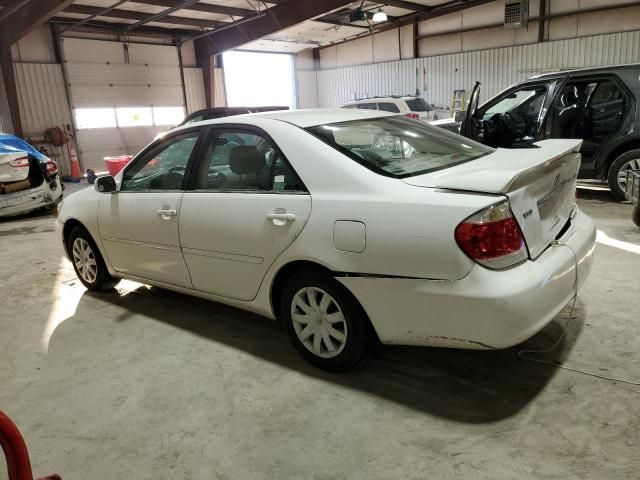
<box><xmin>307</xmin><ymin>116</ymin><xmax>492</xmax><ymax>178</ymax></box>
<box><xmin>404</xmin><ymin>98</ymin><xmax>433</xmax><ymax>112</ymax></box>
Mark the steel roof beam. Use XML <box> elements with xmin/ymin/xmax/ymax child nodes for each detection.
<box><xmin>62</xmin><ymin>4</ymin><xmax>226</xmax><ymax>29</ymax></box>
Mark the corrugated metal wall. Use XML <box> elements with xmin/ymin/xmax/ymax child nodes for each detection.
<box><xmin>296</xmin><ymin>70</ymin><xmax>318</xmax><ymax>108</ymax></box>
<box><xmin>13</xmin><ymin>63</ymin><xmax>73</xmax><ymax>176</ymax></box>
<box><xmin>316</xmin><ymin>30</ymin><xmax>640</xmax><ymax>109</ymax></box>
<box><xmin>183</xmin><ymin>67</ymin><xmax>206</xmax><ymax>114</ymax></box>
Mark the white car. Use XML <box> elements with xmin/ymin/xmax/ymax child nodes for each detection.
<box><xmin>57</xmin><ymin>109</ymin><xmax>596</xmax><ymax>371</ymax></box>
<box><xmin>343</xmin><ymin>96</ymin><xmax>434</xmax><ymax>121</ymax></box>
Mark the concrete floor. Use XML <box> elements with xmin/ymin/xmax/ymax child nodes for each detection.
<box><xmin>1</xmin><ymin>183</ymin><xmax>639</xmax><ymax>479</ymax></box>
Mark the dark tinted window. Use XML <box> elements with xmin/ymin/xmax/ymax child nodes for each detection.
<box><xmin>307</xmin><ymin>116</ymin><xmax>492</xmax><ymax>178</ymax></box>
<box><xmin>405</xmin><ymin>98</ymin><xmax>433</xmax><ymax>112</ymax></box>
<box><xmin>378</xmin><ymin>102</ymin><xmax>400</xmax><ymax>113</ymax></box>
<box><xmin>591</xmin><ymin>81</ymin><xmax>624</xmax><ymax>103</ymax></box>
<box><xmin>357</xmin><ymin>103</ymin><xmax>377</xmax><ymax>110</ymax></box>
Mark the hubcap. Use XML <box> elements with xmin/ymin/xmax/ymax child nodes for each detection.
<box><xmin>616</xmin><ymin>158</ymin><xmax>640</xmax><ymax>191</ymax></box>
<box><xmin>290</xmin><ymin>287</ymin><xmax>348</xmax><ymax>359</ymax></box>
<box><xmin>72</xmin><ymin>237</ymin><xmax>98</xmax><ymax>284</ymax></box>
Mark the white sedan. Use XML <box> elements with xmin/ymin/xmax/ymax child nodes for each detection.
<box><xmin>57</xmin><ymin>109</ymin><xmax>596</xmax><ymax>371</ymax></box>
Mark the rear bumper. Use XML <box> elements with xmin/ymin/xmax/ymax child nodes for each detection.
<box><xmin>338</xmin><ymin>207</ymin><xmax>596</xmax><ymax>349</ymax></box>
<box><xmin>0</xmin><ymin>176</ymin><xmax>63</xmax><ymax>218</ymax></box>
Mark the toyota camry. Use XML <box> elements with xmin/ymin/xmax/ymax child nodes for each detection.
<box><xmin>57</xmin><ymin>109</ymin><xmax>596</xmax><ymax>371</ymax></box>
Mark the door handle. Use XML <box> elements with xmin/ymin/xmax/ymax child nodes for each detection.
<box><xmin>267</xmin><ymin>213</ymin><xmax>296</xmax><ymax>222</ymax></box>
<box><xmin>157</xmin><ymin>209</ymin><xmax>177</xmax><ymax>217</ymax></box>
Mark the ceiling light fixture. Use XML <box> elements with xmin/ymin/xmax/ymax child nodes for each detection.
<box><xmin>372</xmin><ymin>8</ymin><xmax>387</xmax><ymax>22</ymax></box>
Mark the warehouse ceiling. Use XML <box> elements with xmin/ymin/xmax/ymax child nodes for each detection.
<box><xmin>47</xmin><ymin>0</ymin><xmax>492</xmax><ymax>53</ymax></box>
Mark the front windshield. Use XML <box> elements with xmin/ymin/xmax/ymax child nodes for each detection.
<box><xmin>306</xmin><ymin>116</ymin><xmax>493</xmax><ymax>178</ymax></box>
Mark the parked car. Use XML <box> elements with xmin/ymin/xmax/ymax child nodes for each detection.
<box><xmin>179</xmin><ymin>106</ymin><xmax>289</xmax><ymax>126</ymax></box>
<box><xmin>432</xmin><ymin>64</ymin><xmax>640</xmax><ymax>200</ymax></box>
<box><xmin>57</xmin><ymin>109</ymin><xmax>595</xmax><ymax>371</ymax></box>
<box><xmin>343</xmin><ymin>96</ymin><xmax>434</xmax><ymax>121</ymax></box>
<box><xmin>0</xmin><ymin>133</ymin><xmax>62</xmax><ymax>218</ymax></box>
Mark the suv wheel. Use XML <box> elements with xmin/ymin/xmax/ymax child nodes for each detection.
<box><xmin>607</xmin><ymin>149</ymin><xmax>640</xmax><ymax>201</ymax></box>
<box><xmin>281</xmin><ymin>270</ymin><xmax>368</xmax><ymax>372</ymax></box>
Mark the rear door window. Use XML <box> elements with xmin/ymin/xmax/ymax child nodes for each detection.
<box><xmin>356</xmin><ymin>103</ymin><xmax>377</xmax><ymax>110</ymax></box>
<box><xmin>377</xmin><ymin>102</ymin><xmax>400</xmax><ymax>113</ymax></box>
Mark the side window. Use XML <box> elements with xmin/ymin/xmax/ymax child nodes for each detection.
<box><xmin>184</xmin><ymin>113</ymin><xmax>204</xmax><ymax>125</ymax></box>
<box><xmin>484</xmin><ymin>86</ymin><xmax>547</xmax><ymax>118</ymax></box>
<box><xmin>377</xmin><ymin>102</ymin><xmax>400</xmax><ymax>113</ymax></box>
<box><xmin>195</xmin><ymin>129</ymin><xmax>305</xmax><ymax>192</ymax></box>
<box><xmin>545</xmin><ymin>79</ymin><xmax>626</xmax><ymax>142</ymax></box>
<box><xmin>121</xmin><ymin>132</ymin><xmax>199</xmax><ymax>191</ymax></box>
<box><xmin>481</xmin><ymin>85</ymin><xmax>547</xmax><ymax>147</ymax></box>
<box><xmin>357</xmin><ymin>103</ymin><xmax>377</xmax><ymax>110</ymax></box>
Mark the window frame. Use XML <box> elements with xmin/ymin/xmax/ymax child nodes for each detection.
<box><xmin>119</xmin><ymin>127</ymin><xmax>204</xmax><ymax>193</ymax></box>
<box><xmin>186</xmin><ymin>124</ymin><xmax>308</xmax><ymax>195</ymax></box>
<box><xmin>542</xmin><ymin>73</ymin><xmax>633</xmax><ymax>140</ymax></box>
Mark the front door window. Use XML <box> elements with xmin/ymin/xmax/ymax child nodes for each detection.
<box><xmin>480</xmin><ymin>85</ymin><xmax>548</xmax><ymax>147</ymax></box>
<box><xmin>121</xmin><ymin>133</ymin><xmax>199</xmax><ymax>191</ymax></box>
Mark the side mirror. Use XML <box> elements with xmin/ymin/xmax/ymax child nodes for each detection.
<box><xmin>454</xmin><ymin>110</ymin><xmax>466</xmax><ymax>122</ymax></box>
<box><xmin>94</xmin><ymin>175</ymin><xmax>117</xmax><ymax>193</ymax></box>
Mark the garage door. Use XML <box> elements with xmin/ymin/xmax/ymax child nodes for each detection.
<box><xmin>61</xmin><ymin>38</ymin><xmax>187</xmax><ymax>173</ymax></box>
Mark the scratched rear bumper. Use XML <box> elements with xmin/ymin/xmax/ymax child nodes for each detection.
<box><xmin>337</xmin><ymin>207</ymin><xmax>595</xmax><ymax>349</ymax></box>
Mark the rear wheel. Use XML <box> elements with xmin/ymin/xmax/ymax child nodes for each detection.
<box><xmin>282</xmin><ymin>270</ymin><xmax>368</xmax><ymax>372</ymax></box>
<box><xmin>607</xmin><ymin>149</ymin><xmax>640</xmax><ymax>201</ymax></box>
<box><xmin>68</xmin><ymin>226</ymin><xmax>119</xmax><ymax>291</ymax></box>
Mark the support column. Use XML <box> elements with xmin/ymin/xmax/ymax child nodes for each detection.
<box><xmin>0</xmin><ymin>45</ymin><xmax>22</xmax><ymax>137</ymax></box>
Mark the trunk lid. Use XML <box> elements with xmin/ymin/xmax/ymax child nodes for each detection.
<box><xmin>0</xmin><ymin>151</ymin><xmax>30</xmax><ymax>183</ymax></box>
<box><xmin>403</xmin><ymin>139</ymin><xmax>582</xmax><ymax>259</ymax></box>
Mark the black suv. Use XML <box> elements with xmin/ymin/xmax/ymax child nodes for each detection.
<box><xmin>179</xmin><ymin>106</ymin><xmax>289</xmax><ymax>126</ymax></box>
<box><xmin>447</xmin><ymin>64</ymin><xmax>640</xmax><ymax>200</ymax></box>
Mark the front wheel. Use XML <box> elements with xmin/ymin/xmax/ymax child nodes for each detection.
<box><xmin>68</xmin><ymin>226</ymin><xmax>119</xmax><ymax>291</ymax></box>
<box><xmin>607</xmin><ymin>149</ymin><xmax>640</xmax><ymax>201</ymax></box>
<box><xmin>282</xmin><ymin>271</ymin><xmax>369</xmax><ymax>372</ymax></box>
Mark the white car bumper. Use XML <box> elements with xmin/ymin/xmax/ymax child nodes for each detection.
<box><xmin>0</xmin><ymin>176</ymin><xmax>63</xmax><ymax>218</ymax></box>
<box><xmin>338</xmin><ymin>207</ymin><xmax>596</xmax><ymax>350</ymax></box>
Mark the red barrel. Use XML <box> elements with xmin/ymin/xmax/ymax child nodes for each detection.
<box><xmin>104</xmin><ymin>155</ymin><xmax>133</xmax><ymax>176</ymax></box>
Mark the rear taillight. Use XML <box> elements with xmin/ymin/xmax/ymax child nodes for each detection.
<box><xmin>455</xmin><ymin>201</ymin><xmax>528</xmax><ymax>270</ymax></box>
<box><xmin>9</xmin><ymin>157</ymin><xmax>29</xmax><ymax>168</ymax></box>
<box><xmin>405</xmin><ymin>113</ymin><xmax>419</xmax><ymax>119</ymax></box>
<box><xmin>44</xmin><ymin>160</ymin><xmax>58</xmax><ymax>176</ymax></box>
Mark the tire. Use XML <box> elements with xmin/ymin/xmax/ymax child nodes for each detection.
<box><xmin>68</xmin><ymin>226</ymin><xmax>119</xmax><ymax>291</ymax></box>
<box><xmin>607</xmin><ymin>149</ymin><xmax>640</xmax><ymax>201</ymax></box>
<box><xmin>281</xmin><ymin>270</ymin><xmax>369</xmax><ymax>372</ymax></box>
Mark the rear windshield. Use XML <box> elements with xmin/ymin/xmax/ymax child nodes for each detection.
<box><xmin>404</xmin><ymin>98</ymin><xmax>433</xmax><ymax>112</ymax></box>
<box><xmin>306</xmin><ymin>116</ymin><xmax>493</xmax><ymax>178</ymax></box>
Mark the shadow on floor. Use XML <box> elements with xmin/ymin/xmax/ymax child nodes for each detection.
<box><xmin>70</xmin><ymin>282</ymin><xmax>584</xmax><ymax>424</ymax></box>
